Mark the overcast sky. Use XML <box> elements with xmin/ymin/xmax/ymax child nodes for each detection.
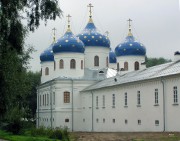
<box><xmin>26</xmin><ymin>0</ymin><xmax>180</xmax><ymax>72</ymax></box>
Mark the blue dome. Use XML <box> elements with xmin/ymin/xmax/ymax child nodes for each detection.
<box><xmin>40</xmin><ymin>44</ymin><xmax>54</xmax><ymax>62</ymax></box>
<box><xmin>109</xmin><ymin>51</ymin><xmax>117</xmax><ymax>63</ymax></box>
<box><xmin>53</xmin><ymin>31</ymin><xmax>85</xmax><ymax>53</ymax></box>
<box><xmin>115</xmin><ymin>35</ymin><xmax>146</xmax><ymax>56</ymax></box>
<box><xmin>77</xmin><ymin>20</ymin><xmax>110</xmax><ymax>48</ymax></box>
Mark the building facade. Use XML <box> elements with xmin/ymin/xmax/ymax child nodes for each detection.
<box><xmin>37</xmin><ymin>4</ymin><xmax>180</xmax><ymax>132</ymax></box>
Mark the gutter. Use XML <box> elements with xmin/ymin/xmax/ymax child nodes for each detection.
<box><xmin>50</xmin><ymin>82</ymin><xmax>53</xmax><ymax>129</ymax></box>
<box><xmin>71</xmin><ymin>79</ymin><xmax>74</xmax><ymax>132</ymax></box>
<box><xmin>91</xmin><ymin>91</ymin><xmax>94</xmax><ymax>132</ymax></box>
<box><xmin>37</xmin><ymin>88</ymin><xmax>40</xmax><ymax>128</ymax></box>
<box><xmin>161</xmin><ymin>77</ymin><xmax>166</xmax><ymax>132</ymax></box>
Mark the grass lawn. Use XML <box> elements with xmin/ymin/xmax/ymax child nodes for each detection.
<box><xmin>0</xmin><ymin>130</ymin><xmax>60</xmax><ymax>141</ymax></box>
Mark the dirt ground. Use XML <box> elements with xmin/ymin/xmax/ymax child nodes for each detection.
<box><xmin>71</xmin><ymin>132</ymin><xmax>180</xmax><ymax>141</ymax></box>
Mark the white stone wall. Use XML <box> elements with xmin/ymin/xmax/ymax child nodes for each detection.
<box><xmin>37</xmin><ymin>80</ymin><xmax>96</xmax><ymax>131</ymax></box>
<box><xmin>38</xmin><ymin>70</ymin><xmax>180</xmax><ymax>132</ymax></box>
<box><xmin>117</xmin><ymin>56</ymin><xmax>145</xmax><ymax>73</ymax></box>
<box><xmin>81</xmin><ymin>75</ymin><xmax>180</xmax><ymax>132</ymax></box>
<box><xmin>84</xmin><ymin>47</ymin><xmax>110</xmax><ymax>69</ymax></box>
<box><xmin>54</xmin><ymin>53</ymin><xmax>84</xmax><ymax>79</ymax></box>
<box><xmin>41</xmin><ymin>62</ymin><xmax>55</xmax><ymax>83</ymax></box>
<box><xmin>164</xmin><ymin>75</ymin><xmax>180</xmax><ymax>131</ymax></box>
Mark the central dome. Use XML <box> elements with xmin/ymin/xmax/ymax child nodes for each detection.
<box><xmin>53</xmin><ymin>30</ymin><xmax>85</xmax><ymax>53</ymax></box>
<box><xmin>77</xmin><ymin>19</ymin><xmax>110</xmax><ymax>48</ymax></box>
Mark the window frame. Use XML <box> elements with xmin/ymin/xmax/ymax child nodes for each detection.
<box><xmin>124</xmin><ymin>62</ymin><xmax>128</xmax><ymax>71</ymax></box>
<box><xmin>173</xmin><ymin>86</ymin><xmax>178</xmax><ymax>104</ymax></box>
<box><xmin>155</xmin><ymin>89</ymin><xmax>159</xmax><ymax>105</ymax></box>
<box><xmin>94</xmin><ymin>56</ymin><xmax>99</xmax><ymax>67</ymax></box>
<box><xmin>64</xmin><ymin>91</ymin><xmax>70</xmax><ymax>103</ymax></box>
<box><xmin>112</xmin><ymin>94</ymin><xmax>115</xmax><ymax>108</ymax></box>
<box><xmin>45</xmin><ymin>67</ymin><xmax>49</xmax><ymax>75</ymax></box>
<box><xmin>59</xmin><ymin>59</ymin><xmax>64</xmax><ymax>69</ymax></box>
<box><xmin>70</xmin><ymin>59</ymin><xmax>76</xmax><ymax>69</ymax></box>
<box><xmin>135</xmin><ymin>61</ymin><xmax>140</xmax><ymax>71</ymax></box>
<box><xmin>137</xmin><ymin>91</ymin><xmax>141</xmax><ymax>106</ymax></box>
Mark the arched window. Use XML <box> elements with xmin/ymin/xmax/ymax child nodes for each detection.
<box><xmin>59</xmin><ymin>59</ymin><xmax>64</xmax><ymax>69</ymax></box>
<box><xmin>54</xmin><ymin>61</ymin><xmax>56</xmax><ymax>70</ymax></box>
<box><xmin>135</xmin><ymin>61</ymin><xmax>140</xmax><ymax>70</ymax></box>
<box><xmin>45</xmin><ymin>67</ymin><xmax>49</xmax><ymax>75</ymax></box>
<box><xmin>94</xmin><ymin>56</ymin><xmax>99</xmax><ymax>66</ymax></box>
<box><xmin>70</xmin><ymin>59</ymin><xmax>76</xmax><ymax>69</ymax></box>
<box><xmin>64</xmin><ymin>91</ymin><xmax>70</xmax><ymax>103</ymax></box>
<box><xmin>106</xmin><ymin>57</ymin><xmax>109</xmax><ymax>67</ymax></box>
<box><xmin>81</xmin><ymin>60</ymin><xmax>83</xmax><ymax>69</ymax></box>
<box><xmin>41</xmin><ymin>68</ymin><xmax>42</xmax><ymax>76</ymax></box>
<box><xmin>117</xmin><ymin>63</ymin><xmax>120</xmax><ymax>71</ymax></box>
<box><xmin>124</xmin><ymin>62</ymin><xmax>128</xmax><ymax>71</ymax></box>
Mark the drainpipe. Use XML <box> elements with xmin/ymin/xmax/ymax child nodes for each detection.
<box><xmin>161</xmin><ymin>77</ymin><xmax>166</xmax><ymax>132</ymax></box>
<box><xmin>50</xmin><ymin>82</ymin><xmax>53</xmax><ymax>129</ymax></box>
<box><xmin>91</xmin><ymin>91</ymin><xmax>94</xmax><ymax>132</ymax></box>
<box><xmin>37</xmin><ymin>88</ymin><xmax>40</xmax><ymax>128</ymax></box>
<box><xmin>71</xmin><ymin>79</ymin><xmax>74</xmax><ymax>132</ymax></box>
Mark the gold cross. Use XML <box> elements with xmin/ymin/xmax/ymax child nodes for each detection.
<box><xmin>127</xmin><ymin>18</ymin><xmax>132</xmax><ymax>29</ymax></box>
<box><xmin>87</xmin><ymin>3</ymin><xmax>94</xmax><ymax>18</ymax></box>
<box><xmin>67</xmin><ymin>14</ymin><xmax>71</xmax><ymax>29</ymax></box>
<box><xmin>52</xmin><ymin>27</ymin><xmax>56</xmax><ymax>43</ymax></box>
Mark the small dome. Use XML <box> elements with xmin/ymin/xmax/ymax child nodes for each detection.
<box><xmin>53</xmin><ymin>30</ymin><xmax>85</xmax><ymax>53</ymax></box>
<box><xmin>109</xmin><ymin>51</ymin><xmax>117</xmax><ymax>63</ymax></box>
<box><xmin>40</xmin><ymin>44</ymin><xmax>54</xmax><ymax>62</ymax></box>
<box><xmin>77</xmin><ymin>19</ymin><xmax>110</xmax><ymax>48</ymax></box>
<box><xmin>115</xmin><ymin>35</ymin><xmax>146</xmax><ymax>56</ymax></box>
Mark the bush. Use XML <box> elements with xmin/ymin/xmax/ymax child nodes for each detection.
<box><xmin>30</xmin><ymin>126</ymin><xmax>70</xmax><ymax>141</ymax></box>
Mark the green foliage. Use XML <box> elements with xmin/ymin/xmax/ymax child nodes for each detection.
<box><xmin>0</xmin><ymin>0</ymin><xmax>62</xmax><ymax>133</ymax></box>
<box><xmin>30</xmin><ymin>126</ymin><xmax>70</xmax><ymax>141</ymax></box>
<box><xmin>0</xmin><ymin>130</ymin><xmax>59</xmax><ymax>141</ymax></box>
<box><xmin>146</xmin><ymin>57</ymin><xmax>171</xmax><ymax>68</ymax></box>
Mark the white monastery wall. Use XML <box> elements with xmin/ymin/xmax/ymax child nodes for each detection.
<box><xmin>85</xmin><ymin>47</ymin><xmax>110</xmax><ymax>69</ymax></box>
<box><xmin>54</xmin><ymin>53</ymin><xmax>84</xmax><ymax>78</ymax></box>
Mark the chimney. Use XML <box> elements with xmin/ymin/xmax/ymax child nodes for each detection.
<box><xmin>174</xmin><ymin>51</ymin><xmax>180</xmax><ymax>61</ymax></box>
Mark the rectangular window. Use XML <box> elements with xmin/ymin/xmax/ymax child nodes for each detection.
<box><xmin>102</xmin><ymin>95</ymin><xmax>105</xmax><ymax>108</ymax></box>
<box><xmin>64</xmin><ymin>92</ymin><xmax>70</xmax><ymax>103</ymax></box>
<box><xmin>47</xmin><ymin>94</ymin><xmax>49</xmax><ymax>105</ymax></box>
<box><xmin>96</xmin><ymin>118</ymin><xmax>99</xmax><ymax>123</ymax></box>
<box><xmin>125</xmin><ymin>119</ymin><xmax>128</xmax><ymax>124</ymax></box>
<box><xmin>113</xmin><ymin>119</ymin><xmax>115</xmax><ymax>123</ymax></box>
<box><xmin>40</xmin><ymin>95</ymin><xmax>41</xmax><ymax>106</ymax></box>
<box><xmin>45</xmin><ymin>94</ymin><xmax>46</xmax><ymax>106</ymax></box>
<box><xmin>155</xmin><ymin>89</ymin><xmax>158</xmax><ymax>105</ymax></box>
<box><xmin>43</xmin><ymin>95</ymin><xmax>44</xmax><ymax>106</ymax></box>
<box><xmin>103</xmin><ymin>118</ymin><xmax>105</xmax><ymax>123</ymax></box>
<box><xmin>112</xmin><ymin>94</ymin><xmax>115</xmax><ymax>108</ymax></box>
<box><xmin>138</xmin><ymin>119</ymin><xmax>141</xmax><ymax>125</ymax></box>
<box><xmin>53</xmin><ymin>92</ymin><xmax>55</xmax><ymax>105</ymax></box>
<box><xmin>124</xmin><ymin>92</ymin><xmax>127</xmax><ymax>106</ymax></box>
<box><xmin>155</xmin><ymin>120</ymin><xmax>159</xmax><ymax>126</ymax></box>
<box><xmin>173</xmin><ymin>86</ymin><xmax>178</xmax><ymax>104</ymax></box>
<box><xmin>96</xmin><ymin>96</ymin><xmax>98</xmax><ymax>108</ymax></box>
<box><xmin>65</xmin><ymin>119</ymin><xmax>69</xmax><ymax>123</ymax></box>
<box><xmin>137</xmin><ymin>91</ymin><xmax>141</xmax><ymax>106</ymax></box>
<box><xmin>83</xmin><ymin>119</ymin><xmax>85</xmax><ymax>122</ymax></box>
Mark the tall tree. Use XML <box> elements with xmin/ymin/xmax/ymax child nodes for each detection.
<box><xmin>0</xmin><ymin>0</ymin><xmax>62</xmax><ymax>122</ymax></box>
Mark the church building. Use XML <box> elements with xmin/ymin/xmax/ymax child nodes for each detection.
<box><xmin>37</xmin><ymin>4</ymin><xmax>180</xmax><ymax>132</ymax></box>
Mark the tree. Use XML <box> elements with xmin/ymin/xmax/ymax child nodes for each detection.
<box><xmin>0</xmin><ymin>0</ymin><xmax>62</xmax><ymax>127</ymax></box>
<box><xmin>146</xmin><ymin>57</ymin><xmax>171</xmax><ymax>68</ymax></box>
